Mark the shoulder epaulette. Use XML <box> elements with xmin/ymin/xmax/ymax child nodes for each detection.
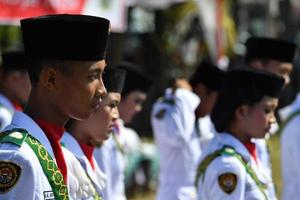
<box><xmin>195</xmin><ymin>145</ymin><xmax>268</xmax><ymax>200</ymax></box>
<box><xmin>0</xmin><ymin>129</ymin><xmax>28</xmax><ymax>147</ymax></box>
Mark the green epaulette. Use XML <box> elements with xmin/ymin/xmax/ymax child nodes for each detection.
<box><xmin>195</xmin><ymin>146</ymin><xmax>268</xmax><ymax>200</ymax></box>
<box><xmin>0</xmin><ymin>129</ymin><xmax>28</xmax><ymax>147</ymax></box>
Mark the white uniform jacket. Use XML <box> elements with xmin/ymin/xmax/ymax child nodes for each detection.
<box><xmin>0</xmin><ymin>111</ymin><xmax>88</xmax><ymax>200</ymax></box>
<box><xmin>196</xmin><ymin>133</ymin><xmax>275</xmax><ymax>200</ymax></box>
<box><xmin>151</xmin><ymin>88</ymin><xmax>201</xmax><ymax>200</ymax></box>
<box><xmin>94</xmin><ymin>129</ymin><xmax>126</xmax><ymax>200</ymax></box>
<box><xmin>0</xmin><ymin>93</ymin><xmax>15</xmax><ymax>131</ymax></box>
<box><xmin>281</xmin><ymin>93</ymin><xmax>300</xmax><ymax>200</ymax></box>
<box><xmin>61</xmin><ymin>132</ymin><xmax>106</xmax><ymax>198</ymax></box>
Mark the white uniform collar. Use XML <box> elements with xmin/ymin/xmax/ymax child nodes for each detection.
<box><xmin>216</xmin><ymin>133</ymin><xmax>252</xmax><ymax>162</ymax></box>
<box><xmin>5</xmin><ymin>111</ymin><xmax>55</xmax><ymax>158</ymax></box>
<box><xmin>62</xmin><ymin>132</ymin><xmax>105</xmax><ymax>191</ymax></box>
<box><xmin>62</xmin><ymin>132</ymin><xmax>85</xmax><ymax>158</ymax></box>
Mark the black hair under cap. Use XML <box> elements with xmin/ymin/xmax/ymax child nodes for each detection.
<box><xmin>21</xmin><ymin>14</ymin><xmax>110</xmax><ymax>61</ymax></box>
<box><xmin>116</xmin><ymin>62</ymin><xmax>153</xmax><ymax>96</ymax></box>
<box><xmin>211</xmin><ymin>67</ymin><xmax>284</xmax><ymax>132</ymax></box>
<box><xmin>189</xmin><ymin>60</ymin><xmax>225</xmax><ymax>91</ymax></box>
<box><xmin>245</xmin><ymin>37</ymin><xmax>296</xmax><ymax>63</ymax></box>
<box><xmin>1</xmin><ymin>50</ymin><xmax>27</xmax><ymax>72</ymax></box>
<box><xmin>103</xmin><ymin>67</ymin><xmax>127</xmax><ymax>93</ymax></box>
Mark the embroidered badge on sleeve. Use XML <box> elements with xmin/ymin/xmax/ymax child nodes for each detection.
<box><xmin>218</xmin><ymin>172</ymin><xmax>237</xmax><ymax>194</ymax></box>
<box><xmin>0</xmin><ymin>161</ymin><xmax>21</xmax><ymax>193</ymax></box>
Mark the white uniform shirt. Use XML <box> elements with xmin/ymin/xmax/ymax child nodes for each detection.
<box><xmin>0</xmin><ymin>93</ymin><xmax>15</xmax><ymax>131</ymax></box>
<box><xmin>94</xmin><ymin>129</ymin><xmax>126</xmax><ymax>200</ymax></box>
<box><xmin>281</xmin><ymin>93</ymin><xmax>300</xmax><ymax>200</ymax></box>
<box><xmin>61</xmin><ymin>132</ymin><xmax>106</xmax><ymax>198</ymax></box>
<box><xmin>197</xmin><ymin>133</ymin><xmax>274</xmax><ymax>200</ymax></box>
<box><xmin>151</xmin><ymin>88</ymin><xmax>201</xmax><ymax>200</ymax></box>
<box><xmin>0</xmin><ymin>111</ymin><xmax>88</xmax><ymax>200</ymax></box>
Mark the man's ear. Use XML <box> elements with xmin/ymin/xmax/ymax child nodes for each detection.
<box><xmin>40</xmin><ymin>67</ymin><xmax>57</xmax><ymax>90</ymax></box>
<box><xmin>235</xmin><ymin>105</ymin><xmax>249</xmax><ymax>121</ymax></box>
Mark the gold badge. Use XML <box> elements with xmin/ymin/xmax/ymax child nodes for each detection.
<box><xmin>0</xmin><ymin>161</ymin><xmax>21</xmax><ymax>193</ymax></box>
<box><xmin>218</xmin><ymin>173</ymin><xmax>237</xmax><ymax>194</ymax></box>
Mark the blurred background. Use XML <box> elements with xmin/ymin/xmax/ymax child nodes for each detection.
<box><xmin>1</xmin><ymin>0</ymin><xmax>300</xmax><ymax>199</ymax></box>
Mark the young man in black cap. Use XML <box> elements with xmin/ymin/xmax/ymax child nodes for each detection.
<box><xmin>245</xmin><ymin>36</ymin><xmax>297</xmax><ymax>200</ymax></box>
<box><xmin>61</xmin><ymin>67</ymin><xmax>127</xmax><ymax>199</ymax></box>
<box><xmin>0</xmin><ymin>50</ymin><xmax>31</xmax><ymax>130</ymax></box>
<box><xmin>245</xmin><ymin>37</ymin><xmax>296</xmax><ymax>85</ymax></box>
<box><xmin>151</xmin><ymin>61</ymin><xmax>224</xmax><ymax>200</ymax></box>
<box><xmin>94</xmin><ymin>62</ymin><xmax>153</xmax><ymax>200</ymax></box>
<box><xmin>0</xmin><ymin>14</ymin><xmax>110</xmax><ymax>200</ymax></box>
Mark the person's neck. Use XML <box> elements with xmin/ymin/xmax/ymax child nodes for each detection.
<box><xmin>227</xmin><ymin>126</ymin><xmax>252</xmax><ymax>143</ymax></box>
<box><xmin>24</xmin><ymin>90</ymin><xmax>69</xmax><ymax>126</ymax></box>
<box><xmin>70</xmin><ymin>127</ymin><xmax>91</xmax><ymax>145</ymax></box>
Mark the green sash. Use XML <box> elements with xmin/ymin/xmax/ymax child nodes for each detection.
<box><xmin>0</xmin><ymin>128</ymin><xmax>69</xmax><ymax>200</ymax></box>
<box><xmin>195</xmin><ymin>146</ymin><xmax>268</xmax><ymax>200</ymax></box>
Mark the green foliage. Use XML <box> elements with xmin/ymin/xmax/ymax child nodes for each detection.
<box><xmin>0</xmin><ymin>25</ymin><xmax>22</xmax><ymax>52</ymax></box>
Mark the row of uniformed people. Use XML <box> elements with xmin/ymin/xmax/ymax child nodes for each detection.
<box><xmin>0</xmin><ymin>14</ymin><xmax>138</xmax><ymax>199</ymax></box>
<box><xmin>0</xmin><ymin>14</ymin><xmax>111</xmax><ymax>200</ymax></box>
<box><xmin>151</xmin><ymin>37</ymin><xmax>297</xmax><ymax>200</ymax></box>
<box><xmin>0</xmin><ymin>13</ymin><xmax>299</xmax><ymax>200</ymax></box>
<box><xmin>0</xmin><ymin>14</ymin><xmax>156</xmax><ymax>200</ymax></box>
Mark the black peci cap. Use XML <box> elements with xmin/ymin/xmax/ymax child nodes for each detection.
<box><xmin>245</xmin><ymin>37</ymin><xmax>297</xmax><ymax>63</ymax></box>
<box><xmin>103</xmin><ymin>67</ymin><xmax>127</xmax><ymax>93</ymax></box>
<box><xmin>1</xmin><ymin>50</ymin><xmax>27</xmax><ymax>72</ymax></box>
<box><xmin>189</xmin><ymin>60</ymin><xmax>225</xmax><ymax>91</ymax></box>
<box><xmin>115</xmin><ymin>62</ymin><xmax>153</xmax><ymax>96</ymax></box>
<box><xmin>224</xmin><ymin>67</ymin><xmax>285</xmax><ymax>98</ymax></box>
<box><xmin>21</xmin><ymin>14</ymin><xmax>110</xmax><ymax>61</ymax></box>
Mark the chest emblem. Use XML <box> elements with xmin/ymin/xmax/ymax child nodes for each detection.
<box><xmin>0</xmin><ymin>161</ymin><xmax>21</xmax><ymax>193</ymax></box>
<box><xmin>218</xmin><ymin>172</ymin><xmax>237</xmax><ymax>194</ymax></box>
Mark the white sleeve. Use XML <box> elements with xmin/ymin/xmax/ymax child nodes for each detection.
<box><xmin>151</xmin><ymin>88</ymin><xmax>200</xmax><ymax>146</ymax></box>
<box><xmin>0</xmin><ymin>144</ymin><xmax>37</xmax><ymax>200</ymax></box>
<box><xmin>198</xmin><ymin>156</ymin><xmax>246</xmax><ymax>200</ymax></box>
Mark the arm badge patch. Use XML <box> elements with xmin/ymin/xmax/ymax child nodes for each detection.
<box><xmin>0</xmin><ymin>161</ymin><xmax>21</xmax><ymax>193</ymax></box>
<box><xmin>218</xmin><ymin>172</ymin><xmax>237</xmax><ymax>194</ymax></box>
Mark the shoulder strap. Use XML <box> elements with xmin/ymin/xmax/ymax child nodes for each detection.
<box><xmin>195</xmin><ymin>146</ymin><xmax>268</xmax><ymax>200</ymax></box>
<box><xmin>0</xmin><ymin>128</ymin><xmax>69</xmax><ymax>200</ymax></box>
<box><xmin>277</xmin><ymin>109</ymin><xmax>300</xmax><ymax>135</ymax></box>
<box><xmin>0</xmin><ymin>129</ymin><xmax>27</xmax><ymax>147</ymax></box>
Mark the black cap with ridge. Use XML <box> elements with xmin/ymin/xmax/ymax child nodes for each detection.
<box><xmin>211</xmin><ymin>67</ymin><xmax>285</xmax><ymax>132</ymax></box>
<box><xmin>245</xmin><ymin>37</ymin><xmax>297</xmax><ymax>63</ymax></box>
<box><xmin>103</xmin><ymin>67</ymin><xmax>127</xmax><ymax>93</ymax></box>
<box><xmin>115</xmin><ymin>62</ymin><xmax>153</xmax><ymax>96</ymax></box>
<box><xmin>189</xmin><ymin>60</ymin><xmax>225</xmax><ymax>91</ymax></box>
<box><xmin>21</xmin><ymin>14</ymin><xmax>110</xmax><ymax>61</ymax></box>
<box><xmin>1</xmin><ymin>50</ymin><xmax>27</xmax><ymax>72</ymax></box>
